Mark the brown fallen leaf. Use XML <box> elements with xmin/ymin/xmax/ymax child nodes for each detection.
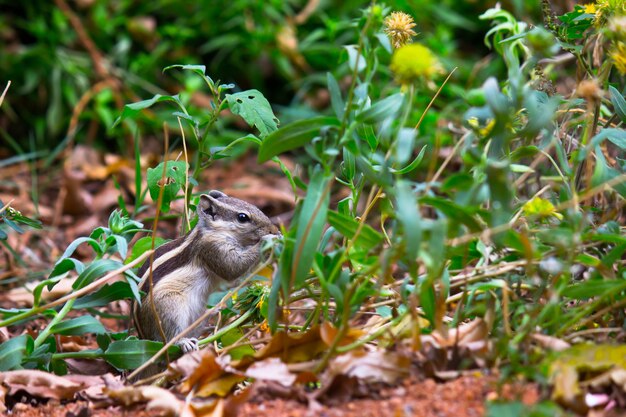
<box><xmin>531</xmin><ymin>333</ymin><xmax>571</xmax><ymax>351</ymax></box>
<box><xmin>245</xmin><ymin>358</ymin><xmax>297</xmax><ymax>386</ymax></box>
<box><xmin>428</xmin><ymin>318</ymin><xmax>489</xmax><ymax>348</ymax></box>
<box><xmin>327</xmin><ymin>349</ymin><xmax>410</xmax><ymax>384</ymax></box>
<box><xmin>320</xmin><ymin>321</ymin><xmax>363</xmax><ymax>348</ymax></box>
<box><xmin>244</xmin><ymin>325</ymin><xmax>327</xmax><ymax>364</ymax></box>
<box><xmin>171</xmin><ymin>350</ymin><xmax>231</xmax><ymax>393</ymax></box>
<box><xmin>0</xmin><ymin>369</ymin><xmax>85</xmax><ymax>401</ymax></box>
<box><xmin>170</xmin><ymin>350</ymin><xmax>244</xmax><ymax>398</ymax></box>
<box><xmin>106</xmin><ymin>385</ymin><xmax>196</xmax><ymax>417</ymax></box>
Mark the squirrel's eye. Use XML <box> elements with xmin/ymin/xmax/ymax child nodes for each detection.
<box><xmin>237</xmin><ymin>213</ymin><xmax>250</xmax><ymax>223</ymax></box>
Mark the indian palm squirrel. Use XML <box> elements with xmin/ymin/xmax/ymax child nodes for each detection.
<box><xmin>132</xmin><ymin>190</ymin><xmax>279</xmax><ymax>352</ymax></box>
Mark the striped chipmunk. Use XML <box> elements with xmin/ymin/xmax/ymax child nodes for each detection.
<box><xmin>132</xmin><ymin>190</ymin><xmax>279</xmax><ymax>353</ymax></box>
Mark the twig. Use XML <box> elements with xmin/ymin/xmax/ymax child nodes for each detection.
<box><xmin>0</xmin><ymin>249</ymin><xmax>153</xmax><ymax>328</ymax></box>
<box><xmin>414</xmin><ymin>67</ymin><xmax>457</xmax><ymax>132</ymax></box>
<box><xmin>0</xmin><ymin>80</ymin><xmax>11</xmax><ymax>108</ymax></box>
<box><xmin>177</xmin><ymin>117</ymin><xmax>191</xmax><ymax>232</ymax></box>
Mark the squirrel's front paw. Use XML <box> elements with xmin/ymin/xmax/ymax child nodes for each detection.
<box><xmin>176</xmin><ymin>337</ymin><xmax>199</xmax><ymax>353</ymax></box>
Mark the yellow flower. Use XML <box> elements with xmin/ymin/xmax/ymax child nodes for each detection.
<box><xmin>384</xmin><ymin>11</ymin><xmax>417</xmax><ymax>49</ymax></box>
<box><xmin>583</xmin><ymin>3</ymin><xmax>597</xmax><ymax>14</ymax></box>
<box><xmin>467</xmin><ymin>117</ymin><xmax>495</xmax><ymax>137</ymax></box>
<box><xmin>390</xmin><ymin>43</ymin><xmax>443</xmax><ymax>85</ymax></box>
<box><xmin>523</xmin><ymin>197</ymin><xmax>563</xmax><ymax>220</ymax></box>
<box><xmin>612</xmin><ymin>41</ymin><xmax>626</xmax><ymax>74</ymax></box>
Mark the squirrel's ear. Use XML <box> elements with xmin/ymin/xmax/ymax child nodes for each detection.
<box><xmin>198</xmin><ymin>194</ymin><xmax>215</xmax><ymax>217</ymax></box>
<box><xmin>208</xmin><ymin>190</ymin><xmax>227</xmax><ymax>199</ymax></box>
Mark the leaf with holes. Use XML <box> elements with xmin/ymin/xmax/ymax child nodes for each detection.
<box><xmin>146</xmin><ymin>161</ymin><xmax>188</xmax><ymax>212</ymax></box>
<box><xmin>225</xmin><ymin>89</ymin><xmax>278</xmax><ymax>138</ymax></box>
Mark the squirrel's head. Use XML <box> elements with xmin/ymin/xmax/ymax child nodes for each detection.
<box><xmin>197</xmin><ymin>190</ymin><xmax>279</xmax><ymax>246</ymax></box>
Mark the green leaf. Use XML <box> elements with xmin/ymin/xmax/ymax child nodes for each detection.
<box><xmin>292</xmin><ymin>169</ymin><xmax>331</xmax><ymax>288</ymax></box>
<box><xmin>0</xmin><ymin>335</ymin><xmax>32</xmax><ymax>371</ymax></box>
<box><xmin>395</xmin><ymin>180</ymin><xmax>421</xmax><ymax>262</ymax></box>
<box><xmin>50</xmin><ymin>258</ymin><xmax>85</xmax><ymax>279</ymax></box>
<box><xmin>327</xmin><ymin>210</ymin><xmax>383</xmax><ymax>252</ymax></box>
<box><xmin>393</xmin><ymin>128</ymin><xmax>417</xmax><ymax>166</ymax></box>
<box><xmin>74</xmin><ymin>281</ymin><xmax>137</xmax><ymax>309</ymax></box>
<box><xmin>258</xmin><ymin>117</ymin><xmax>340</xmax><ymax>163</ymax></box>
<box><xmin>420</xmin><ymin>281</ymin><xmax>436</xmax><ymax>324</ymax></box>
<box><xmin>391</xmin><ymin>146</ymin><xmax>427</xmax><ymax>175</ymax></box>
<box><xmin>219</xmin><ymin>328</ymin><xmax>255</xmax><ymax>360</ymax></box>
<box><xmin>327</xmin><ymin>72</ymin><xmax>344</xmax><ymax>119</ymax></box>
<box><xmin>106</xmin><ymin>235</ymin><xmax>128</xmax><ymax>259</ymax></box>
<box><xmin>32</xmin><ymin>276</ymin><xmax>63</xmax><ymax>307</ymax></box>
<box><xmin>73</xmin><ymin>259</ymin><xmax>124</xmax><ymax>290</ymax></box>
<box><xmin>420</xmin><ymin>196</ymin><xmax>481</xmax><ymax>232</ymax></box>
<box><xmin>225</xmin><ymin>89</ymin><xmax>279</xmax><ymax>138</ymax></box>
<box><xmin>126</xmin><ymin>236</ymin><xmax>167</xmax><ymax>264</ymax></box>
<box><xmin>146</xmin><ymin>161</ymin><xmax>188</xmax><ymax>213</ymax></box>
<box><xmin>356</xmin><ymin>93</ymin><xmax>404</xmax><ymax>124</ymax></box>
<box><xmin>486</xmin><ymin>160</ymin><xmax>513</xmax><ymax>227</ymax></box>
<box><xmin>345</xmin><ymin>45</ymin><xmax>366</xmax><ymax>73</ymax></box>
<box><xmin>60</xmin><ymin>237</ymin><xmax>103</xmax><ymax>260</ymax></box>
<box><xmin>486</xmin><ymin>401</ymin><xmax>525</xmax><ymax>417</ymax></box>
<box><xmin>50</xmin><ymin>315</ymin><xmax>106</xmax><ymax>336</ymax></box>
<box><xmin>104</xmin><ymin>340</ymin><xmax>180</xmax><ymax>370</ymax></box>
<box><xmin>163</xmin><ymin>64</ymin><xmax>215</xmax><ymax>89</ymax></box>
<box><xmin>562</xmin><ymin>279</ymin><xmax>626</xmax><ymax>300</ymax></box>
<box><xmin>609</xmin><ymin>86</ymin><xmax>626</xmax><ymax>123</ymax></box>
<box><xmin>113</xmin><ymin>94</ymin><xmax>184</xmax><ymax>127</ymax></box>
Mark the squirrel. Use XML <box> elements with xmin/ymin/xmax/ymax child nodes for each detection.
<box><xmin>132</xmin><ymin>190</ymin><xmax>279</xmax><ymax>352</ymax></box>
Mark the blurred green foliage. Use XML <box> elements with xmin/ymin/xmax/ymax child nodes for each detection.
<box><xmin>0</xmin><ymin>0</ymin><xmax>521</xmax><ymax>155</ymax></box>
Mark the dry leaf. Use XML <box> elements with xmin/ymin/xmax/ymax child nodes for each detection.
<box><xmin>195</xmin><ymin>374</ymin><xmax>246</xmax><ymax>398</ymax></box>
<box><xmin>106</xmin><ymin>385</ymin><xmax>193</xmax><ymax>417</ymax></box>
<box><xmin>247</xmin><ymin>326</ymin><xmax>327</xmax><ymax>364</ymax></box>
<box><xmin>0</xmin><ymin>370</ymin><xmax>85</xmax><ymax>400</ymax></box>
<box><xmin>245</xmin><ymin>358</ymin><xmax>297</xmax><ymax>386</ymax></box>
<box><xmin>172</xmin><ymin>350</ymin><xmax>225</xmax><ymax>391</ymax></box>
<box><xmin>429</xmin><ymin>318</ymin><xmax>488</xmax><ymax>348</ymax></box>
<box><xmin>320</xmin><ymin>321</ymin><xmax>363</xmax><ymax>347</ymax></box>
<box><xmin>171</xmin><ymin>350</ymin><xmax>244</xmax><ymax>398</ymax></box>
<box><xmin>531</xmin><ymin>333</ymin><xmax>571</xmax><ymax>351</ymax></box>
<box><xmin>327</xmin><ymin>350</ymin><xmax>410</xmax><ymax>384</ymax></box>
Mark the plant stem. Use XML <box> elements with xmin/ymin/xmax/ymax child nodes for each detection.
<box><xmin>34</xmin><ymin>298</ymin><xmax>75</xmax><ymax>349</ymax></box>
<box><xmin>0</xmin><ymin>250</ymin><xmax>153</xmax><ymax>328</ymax></box>
<box><xmin>198</xmin><ymin>308</ymin><xmax>255</xmax><ymax>346</ymax></box>
<box><xmin>52</xmin><ymin>349</ymin><xmax>103</xmax><ymax>360</ymax></box>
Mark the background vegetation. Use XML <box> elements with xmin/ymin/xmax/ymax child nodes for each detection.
<box><xmin>1</xmin><ymin>0</ymin><xmax>625</xmax><ymax>416</ymax></box>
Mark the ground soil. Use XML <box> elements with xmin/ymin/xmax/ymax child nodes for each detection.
<box><xmin>5</xmin><ymin>374</ymin><xmax>539</xmax><ymax>417</ymax></box>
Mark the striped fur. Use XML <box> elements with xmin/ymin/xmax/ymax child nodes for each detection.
<box><xmin>132</xmin><ymin>191</ymin><xmax>279</xmax><ymax>344</ymax></box>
